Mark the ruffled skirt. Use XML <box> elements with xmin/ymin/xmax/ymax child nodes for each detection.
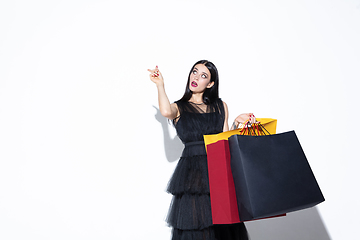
<box><xmin>166</xmin><ymin>142</ymin><xmax>248</xmax><ymax>240</ymax></box>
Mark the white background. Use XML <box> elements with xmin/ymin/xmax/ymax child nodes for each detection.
<box><xmin>1</xmin><ymin>0</ymin><xmax>359</xmax><ymax>239</ymax></box>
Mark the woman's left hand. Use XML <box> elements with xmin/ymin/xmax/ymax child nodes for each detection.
<box><xmin>232</xmin><ymin>113</ymin><xmax>257</xmax><ymax>129</ymax></box>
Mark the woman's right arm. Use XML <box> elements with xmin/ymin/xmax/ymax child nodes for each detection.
<box><xmin>148</xmin><ymin>66</ymin><xmax>179</xmax><ymax>120</ymax></box>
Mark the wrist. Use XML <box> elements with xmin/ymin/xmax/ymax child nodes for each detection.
<box><xmin>231</xmin><ymin>120</ymin><xmax>240</xmax><ymax>130</ymax></box>
<box><xmin>235</xmin><ymin>120</ymin><xmax>246</xmax><ymax>129</ymax></box>
<box><xmin>156</xmin><ymin>82</ymin><xmax>165</xmax><ymax>88</ymax></box>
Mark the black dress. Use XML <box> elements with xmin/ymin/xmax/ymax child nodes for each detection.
<box><xmin>166</xmin><ymin>99</ymin><xmax>249</xmax><ymax>240</ymax></box>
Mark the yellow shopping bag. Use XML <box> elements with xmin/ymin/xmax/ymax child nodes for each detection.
<box><xmin>204</xmin><ymin>118</ymin><xmax>277</xmax><ymax>147</ymax></box>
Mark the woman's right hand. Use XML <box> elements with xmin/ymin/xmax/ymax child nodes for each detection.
<box><xmin>148</xmin><ymin>65</ymin><xmax>164</xmax><ymax>86</ymax></box>
<box><xmin>148</xmin><ymin>65</ymin><xmax>178</xmax><ymax>119</ymax></box>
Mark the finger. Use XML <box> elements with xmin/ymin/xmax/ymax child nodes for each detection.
<box><xmin>246</xmin><ymin>113</ymin><xmax>252</xmax><ymax>122</ymax></box>
<box><xmin>149</xmin><ymin>71</ymin><xmax>157</xmax><ymax>77</ymax></box>
<box><xmin>249</xmin><ymin>114</ymin><xmax>255</xmax><ymax>124</ymax></box>
<box><xmin>148</xmin><ymin>69</ymin><xmax>160</xmax><ymax>78</ymax></box>
<box><xmin>150</xmin><ymin>72</ymin><xmax>159</xmax><ymax>78</ymax></box>
<box><xmin>153</xmin><ymin>66</ymin><xmax>160</xmax><ymax>76</ymax></box>
<box><xmin>253</xmin><ymin>116</ymin><xmax>257</xmax><ymax>124</ymax></box>
<box><xmin>247</xmin><ymin>113</ymin><xmax>252</xmax><ymax>122</ymax></box>
<box><xmin>148</xmin><ymin>67</ymin><xmax>159</xmax><ymax>73</ymax></box>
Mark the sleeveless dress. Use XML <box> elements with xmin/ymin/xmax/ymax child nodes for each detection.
<box><xmin>166</xmin><ymin>99</ymin><xmax>248</xmax><ymax>240</ymax></box>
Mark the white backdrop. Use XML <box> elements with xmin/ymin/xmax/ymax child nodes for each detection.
<box><xmin>1</xmin><ymin>1</ymin><xmax>359</xmax><ymax>239</ymax></box>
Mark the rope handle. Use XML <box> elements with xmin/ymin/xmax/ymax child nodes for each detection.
<box><xmin>238</xmin><ymin>119</ymin><xmax>270</xmax><ymax>136</ymax></box>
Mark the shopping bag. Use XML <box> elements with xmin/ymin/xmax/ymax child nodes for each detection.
<box><xmin>228</xmin><ymin>131</ymin><xmax>325</xmax><ymax>221</ymax></box>
<box><xmin>204</xmin><ymin>118</ymin><xmax>277</xmax><ymax>148</ymax></box>
<box><xmin>205</xmin><ymin>118</ymin><xmax>283</xmax><ymax>224</ymax></box>
<box><xmin>207</xmin><ymin>139</ymin><xmax>240</xmax><ymax>224</ymax></box>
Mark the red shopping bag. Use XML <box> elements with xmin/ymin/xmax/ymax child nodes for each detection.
<box><xmin>207</xmin><ymin>140</ymin><xmax>240</xmax><ymax>224</ymax></box>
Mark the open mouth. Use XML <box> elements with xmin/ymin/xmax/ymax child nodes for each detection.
<box><xmin>191</xmin><ymin>81</ymin><xmax>198</xmax><ymax>87</ymax></box>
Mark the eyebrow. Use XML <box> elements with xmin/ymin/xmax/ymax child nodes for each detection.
<box><xmin>194</xmin><ymin>67</ymin><xmax>209</xmax><ymax>77</ymax></box>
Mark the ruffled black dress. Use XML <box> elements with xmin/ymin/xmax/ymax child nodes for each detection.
<box><xmin>166</xmin><ymin>99</ymin><xmax>248</xmax><ymax>240</ymax></box>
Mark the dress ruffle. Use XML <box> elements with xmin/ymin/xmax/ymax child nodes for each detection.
<box><xmin>167</xmin><ymin>155</ymin><xmax>210</xmax><ymax>195</ymax></box>
<box><xmin>167</xmin><ymin>193</ymin><xmax>213</xmax><ymax>230</ymax></box>
<box><xmin>171</xmin><ymin>227</ymin><xmax>216</xmax><ymax>240</ymax></box>
<box><xmin>171</xmin><ymin>223</ymin><xmax>248</xmax><ymax>240</ymax></box>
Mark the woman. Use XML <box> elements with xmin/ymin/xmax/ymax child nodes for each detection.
<box><xmin>148</xmin><ymin>60</ymin><xmax>255</xmax><ymax>240</ymax></box>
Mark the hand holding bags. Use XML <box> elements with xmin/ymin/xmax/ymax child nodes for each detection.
<box><xmin>228</xmin><ymin>129</ymin><xmax>325</xmax><ymax>221</ymax></box>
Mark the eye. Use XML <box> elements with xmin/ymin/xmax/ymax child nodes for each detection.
<box><xmin>192</xmin><ymin>70</ymin><xmax>197</xmax><ymax>75</ymax></box>
<box><xmin>201</xmin><ymin>74</ymin><xmax>207</xmax><ymax>78</ymax></box>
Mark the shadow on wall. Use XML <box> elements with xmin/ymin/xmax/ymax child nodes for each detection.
<box><xmin>245</xmin><ymin>207</ymin><xmax>331</xmax><ymax>240</ymax></box>
<box><xmin>155</xmin><ymin>107</ymin><xmax>331</xmax><ymax>240</ymax></box>
<box><xmin>154</xmin><ymin>106</ymin><xmax>183</xmax><ymax>163</ymax></box>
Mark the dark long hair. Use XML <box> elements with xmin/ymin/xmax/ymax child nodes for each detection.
<box><xmin>178</xmin><ymin>60</ymin><xmax>219</xmax><ymax>105</ymax></box>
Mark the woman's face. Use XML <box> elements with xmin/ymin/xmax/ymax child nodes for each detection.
<box><xmin>189</xmin><ymin>64</ymin><xmax>214</xmax><ymax>93</ymax></box>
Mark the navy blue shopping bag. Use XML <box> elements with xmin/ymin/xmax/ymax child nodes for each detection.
<box><xmin>228</xmin><ymin>131</ymin><xmax>325</xmax><ymax>221</ymax></box>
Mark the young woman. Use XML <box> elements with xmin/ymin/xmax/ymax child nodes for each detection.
<box><xmin>148</xmin><ymin>60</ymin><xmax>256</xmax><ymax>240</ymax></box>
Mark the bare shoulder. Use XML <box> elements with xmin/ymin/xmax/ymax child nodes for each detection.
<box><xmin>171</xmin><ymin>102</ymin><xmax>179</xmax><ymax>112</ymax></box>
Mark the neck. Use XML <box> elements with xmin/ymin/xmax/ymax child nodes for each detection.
<box><xmin>190</xmin><ymin>93</ymin><xmax>204</xmax><ymax>104</ymax></box>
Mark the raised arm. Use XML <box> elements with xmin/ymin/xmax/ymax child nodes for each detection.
<box><xmin>148</xmin><ymin>66</ymin><xmax>179</xmax><ymax>120</ymax></box>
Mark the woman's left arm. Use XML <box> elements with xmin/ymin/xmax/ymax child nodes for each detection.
<box><xmin>223</xmin><ymin>101</ymin><xmax>230</xmax><ymax>132</ymax></box>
